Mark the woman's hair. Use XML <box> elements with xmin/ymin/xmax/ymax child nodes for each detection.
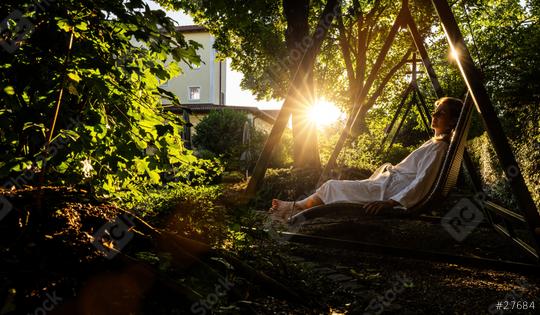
<box><xmin>432</xmin><ymin>97</ymin><xmax>463</xmax><ymax>142</ymax></box>
<box><xmin>435</xmin><ymin>96</ymin><xmax>463</xmax><ymax>129</ymax></box>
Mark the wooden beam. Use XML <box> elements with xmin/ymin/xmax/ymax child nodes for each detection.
<box><xmin>407</xmin><ymin>10</ymin><xmax>486</xmax><ymax>223</ymax></box>
<box><xmin>404</xmin><ymin>7</ymin><xmax>444</xmax><ymax>97</ymax></box>
<box><xmin>388</xmin><ymin>98</ymin><xmax>415</xmax><ymax>149</ymax></box>
<box><xmin>245</xmin><ymin>0</ymin><xmax>340</xmax><ymax>197</ymax></box>
<box><xmin>376</xmin><ymin>84</ymin><xmax>414</xmax><ymax>156</ymax></box>
<box><xmin>432</xmin><ymin>0</ymin><xmax>540</xmax><ymax>256</ymax></box>
<box><xmin>317</xmin><ymin>7</ymin><xmax>406</xmax><ymax>186</ymax></box>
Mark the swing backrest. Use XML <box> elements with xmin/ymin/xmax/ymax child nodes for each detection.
<box><xmin>407</xmin><ymin>95</ymin><xmax>474</xmax><ymax>214</ymax></box>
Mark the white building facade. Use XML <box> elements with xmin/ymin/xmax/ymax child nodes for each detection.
<box><xmin>164</xmin><ymin>25</ymin><xmax>226</xmax><ymax>105</ymax></box>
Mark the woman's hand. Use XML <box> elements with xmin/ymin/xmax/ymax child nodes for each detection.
<box><xmin>364</xmin><ymin>199</ymin><xmax>400</xmax><ymax>215</ymax></box>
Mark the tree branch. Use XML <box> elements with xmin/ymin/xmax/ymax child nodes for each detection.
<box><xmin>337</xmin><ymin>9</ymin><xmax>356</xmax><ymax>87</ymax></box>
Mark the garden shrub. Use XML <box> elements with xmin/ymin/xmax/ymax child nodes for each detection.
<box><xmin>193</xmin><ymin>109</ymin><xmax>268</xmax><ymax>171</ymax></box>
<box><xmin>193</xmin><ymin>109</ymin><xmax>292</xmax><ymax>172</ymax></box>
<box><xmin>512</xmin><ymin>137</ymin><xmax>540</xmax><ymax>208</ymax></box>
<box><xmin>253</xmin><ymin>167</ymin><xmax>319</xmax><ymax>209</ymax></box>
<box><xmin>122</xmin><ymin>183</ymin><xmax>228</xmax><ymax>246</ymax></box>
<box><xmin>339</xmin><ymin>133</ymin><xmax>415</xmax><ymax>172</ymax></box>
<box><xmin>468</xmin><ymin>127</ymin><xmax>540</xmax><ymax>210</ymax></box>
<box><xmin>164</xmin><ymin>157</ymin><xmax>224</xmax><ymax>186</ymax></box>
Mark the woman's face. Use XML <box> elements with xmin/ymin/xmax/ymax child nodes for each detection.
<box><xmin>431</xmin><ymin>102</ymin><xmax>454</xmax><ymax>133</ymax></box>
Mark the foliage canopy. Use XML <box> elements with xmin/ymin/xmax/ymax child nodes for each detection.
<box><xmin>0</xmin><ymin>0</ymin><xmax>208</xmax><ymax>200</ymax></box>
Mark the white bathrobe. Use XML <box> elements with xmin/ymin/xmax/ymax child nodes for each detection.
<box><xmin>315</xmin><ymin>138</ymin><xmax>449</xmax><ymax>209</ymax></box>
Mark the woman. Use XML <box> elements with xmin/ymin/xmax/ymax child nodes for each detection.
<box><xmin>270</xmin><ymin>97</ymin><xmax>463</xmax><ymax>221</ymax></box>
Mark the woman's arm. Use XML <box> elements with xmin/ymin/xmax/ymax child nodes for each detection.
<box><xmin>364</xmin><ymin>199</ymin><xmax>400</xmax><ymax>215</ymax></box>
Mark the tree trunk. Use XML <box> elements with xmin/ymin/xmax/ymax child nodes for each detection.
<box><xmin>283</xmin><ymin>0</ymin><xmax>321</xmax><ymax>170</ymax></box>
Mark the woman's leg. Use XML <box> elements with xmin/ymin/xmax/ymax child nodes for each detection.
<box><xmin>299</xmin><ymin>194</ymin><xmax>324</xmax><ymax>209</ymax></box>
<box><xmin>270</xmin><ymin>193</ymin><xmax>324</xmax><ymax>221</ymax></box>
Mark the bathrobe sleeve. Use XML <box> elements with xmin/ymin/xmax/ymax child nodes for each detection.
<box><xmin>388</xmin><ymin>141</ymin><xmax>448</xmax><ymax>208</ymax></box>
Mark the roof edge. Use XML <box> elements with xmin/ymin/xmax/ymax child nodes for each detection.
<box><xmin>175</xmin><ymin>25</ymin><xmax>207</xmax><ymax>33</ymax></box>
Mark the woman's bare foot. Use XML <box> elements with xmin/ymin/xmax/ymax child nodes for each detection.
<box><xmin>269</xmin><ymin>199</ymin><xmax>303</xmax><ymax>222</ymax></box>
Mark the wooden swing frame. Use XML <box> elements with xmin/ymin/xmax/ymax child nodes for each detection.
<box><xmin>245</xmin><ymin>0</ymin><xmax>540</xmax><ymax>261</ymax></box>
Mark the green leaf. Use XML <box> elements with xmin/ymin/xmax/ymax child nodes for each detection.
<box><xmin>67</xmin><ymin>72</ymin><xmax>81</xmax><ymax>82</ymax></box>
<box><xmin>75</xmin><ymin>22</ymin><xmax>88</xmax><ymax>31</ymax></box>
<box><xmin>56</xmin><ymin>162</ymin><xmax>69</xmax><ymax>173</ymax></box>
<box><xmin>4</xmin><ymin>86</ymin><xmax>15</xmax><ymax>95</ymax></box>
<box><xmin>56</xmin><ymin>129</ymin><xmax>80</xmax><ymax>141</ymax></box>
<box><xmin>134</xmin><ymin>157</ymin><xmax>149</xmax><ymax>174</ymax></box>
<box><xmin>102</xmin><ymin>174</ymin><xmax>116</xmax><ymax>193</ymax></box>
<box><xmin>22</xmin><ymin>122</ymin><xmax>46</xmax><ymax>137</ymax></box>
<box><xmin>130</xmin><ymin>72</ymin><xmax>139</xmax><ymax>82</ymax></box>
<box><xmin>147</xmin><ymin>169</ymin><xmax>161</xmax><ymax>184</ymax></box>
<box><xmin>57</xmin><ymin>19</ymin><xmax>72</xmax><ymax>32</ymax></box>
<box><xmin>134</xmin><ymin>138</ymin><xmax>147</xmax><ymax>150</ymax></box>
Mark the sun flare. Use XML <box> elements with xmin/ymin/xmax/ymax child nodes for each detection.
<box><xmin>450</xmin><ymin>46</ymin><xmax>460</xmax><ymax>61</ymax></box>
<box><xmin>307</xmin><ymin>99</ymin><xmax>344</xmax><ymax>128</ymax></box>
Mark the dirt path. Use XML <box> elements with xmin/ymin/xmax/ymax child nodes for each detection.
<box><xmin>253</xmin><ymin>243</ymin><xmax>540</xmax><ymax>314</ymax></box>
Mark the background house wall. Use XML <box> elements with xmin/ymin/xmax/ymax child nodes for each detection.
<box><xmin>164</xmin><ymin>26</ymin><xmax>226</xmax><ymax>105</ymax></box>
<box><xmin>162</xmin><ymin>26</ymin><xmax>279</xmax><ymax>151</ymax></box>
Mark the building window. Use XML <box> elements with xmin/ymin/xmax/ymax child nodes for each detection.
<box><xmin>189</xmin><ymin>87</ymin><xmax>201</xmax><ymax>101</ymax></box>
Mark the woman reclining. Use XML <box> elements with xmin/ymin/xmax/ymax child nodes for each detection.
<box><xmin>270</xmin><ymin>97</ymin><xmax>463</xmax><ymax>221</ymax></box>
